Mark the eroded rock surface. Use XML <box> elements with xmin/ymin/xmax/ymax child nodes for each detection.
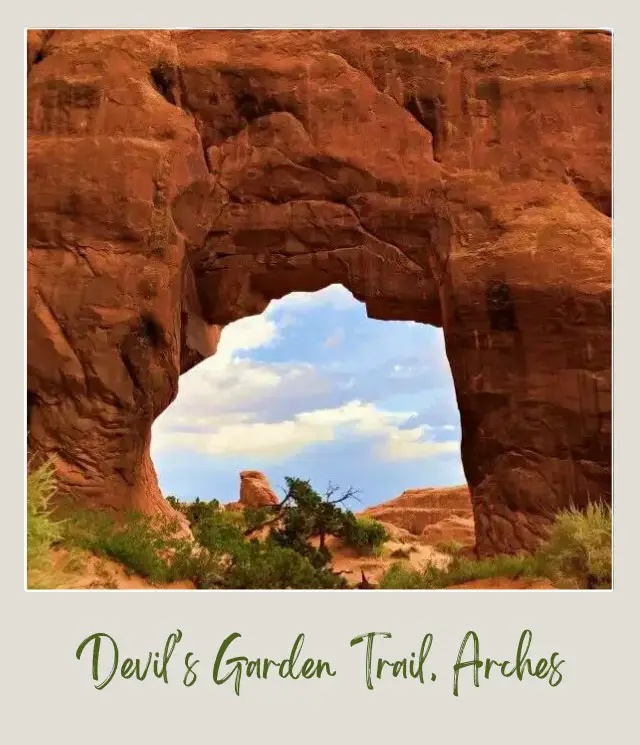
<box><xmin>362</xmin><ymin>485</ymin><xmax>476</xmax><ymax>546</ymax></box>
<box><xmin>238</xmin><ymin>470</ymin><xmax>280</xmax><ymax>508</ymax></box>
<box><xmin>27</xmin><ymin>30</ymin><xmax>611</xmax><ymax>554</ymax></box>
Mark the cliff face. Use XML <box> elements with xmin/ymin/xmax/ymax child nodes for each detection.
<box><xmin>361</xmin><ymin>486</ymin><xmax>476</xmax><ymax>547</ymax></box>
<box><xmin>27</xmin><ymin>30</ymin><xmax>611</xmax><ymax>555</ymax></box>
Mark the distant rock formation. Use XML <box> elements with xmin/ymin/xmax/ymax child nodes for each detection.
<box><xmin>239</xmin><ymin>470</ymin><xmax>280</xmax><ymax>508</ymax></box>
<box><xmin>361</xmin><ymin>485</ymin><xmax>475</xmax><ymax>547</ymax></box>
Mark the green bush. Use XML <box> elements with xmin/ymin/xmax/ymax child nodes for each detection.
<box><xmin>89</xmin><ymin>514</ymin><xmax>177</xmax><ymax>584</ymax></box>
<box><xmin>538</xmin><ymin>503</ymin><xmax>612</xmax><ymax>589</ymax></box>
<box><xmin>193</xmin><ymin>505</ymin><xmax>345</xmax><ymax>589</ymax></box>
<box><xmin>168</xmin><ymin>477</ymin><xmax>374</xmax><ymax>587</ymax></box>
<box><xmin>434</xmin><ymin>539</ymin><xmax>465</xmax><ymax>557</ymax></box>
<box><xmin>341</xmin><ymin>515</ymin><xmax>388</xmax><ymax>555</ymax></box>
<box><xmin>165</xmin><ymin>495</ymin><xmax>181</xmax><ymax>510</ymax></box>
<box><xmin>445</xmin><ymin>554</ymin><xmax>540</xmax><ymax>586</ymax></box>
<box><xmin>63</xmin><ymin>509</ymin><xmax>217</xmax><ymax>586</ymax></box>
<box><xmin>193</xmin><ymin>508</ymin><xmax>247</xmax><ymax>555</ymax></box>
<box><xmin>269</xmin><ymin>477</ymin><xmax>386</xmax><ymax>560</ymax></box>
<box><xmin>243</xmin><ymin>505</ymin><xmax>274</xmax><ymax>532</ymax></box>
<box><xmin>212</xmin><ymin>538</ymin><xmax>346</xmax><ymax>590</ymax></box>
<box><xmin>379</xmin><ymin>562</ymin><xmax>431</xmax><ymax>590</ymax></box>
<box><xmin>182</xmin><ymin>497</ymin><xmax>221</xmax><ymax>527</ymax></box>
<box><xmin>26</xmin><ymin>460</ymin><xmax>64</xmax><ymax>588</ymax></box>
<box><xmin>273</xmin><ymin>478</ymin><xmax>343</xmax><ymax>553</ymax></box>
<box><xmin>379</xmin><ymin>553</ymin><xmax>540</xmax><ymax>590</ymax></box>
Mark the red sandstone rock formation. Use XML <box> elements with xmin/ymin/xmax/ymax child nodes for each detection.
<box><xmin>362</xmin><ymin>485</ymin><xmax>476</xmax><ymax>546</ymax></box>
<box><xmin>238</xmin><ymin>470</ymin><xmax>280</xmax><ymax>508</ymax></box>
<box><xmin>27</xmin><ymin>30</ymin><xmax>611</xmax><ymax>554</ymax></box>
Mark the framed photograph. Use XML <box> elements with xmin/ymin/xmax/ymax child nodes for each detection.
<box><xmin>10</xmin><ymin>4</ymin><xmax>630</xmax><ymax>743</ymax></box>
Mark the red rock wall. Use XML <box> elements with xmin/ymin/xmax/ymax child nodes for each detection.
<box><xmin>362</xmin><ymin>486</ymin><xmax>475</xmax><ymax>546</ymax></box>
<box><xmin>27</xmin><ymin>30</ymin><xmax>611</xmax><ymax>554</ymax></box>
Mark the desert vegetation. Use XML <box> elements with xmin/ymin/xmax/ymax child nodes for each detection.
<box><xmin>26</xmin><ymin>459</ymin><xmax>63</xmax><ymax>588</ymax></box>
<box><xmin>27</xmin><ymin>462</ymin><xmax>611</xmax><ymax>590</ymax></box>
<box><xmin>380</xmin><ymin>503</ymin><xmax>612</xmax><ymax>590</ymax></box>
<box><xmin>27</xmin><ymin>465</ymin><xmax>387</xmax><ymax>589</ymax></box>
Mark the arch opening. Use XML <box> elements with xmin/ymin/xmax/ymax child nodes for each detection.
<box><xmin>153</xmin><ymin>284</ymin><xmax>467</xmax><ymax>521</ymax></box>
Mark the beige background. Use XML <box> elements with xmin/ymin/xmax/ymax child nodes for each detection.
<box><xmin>8</xmin><ymin>2</ymin><xmax>633</xmax><ymax>743</ymax></box>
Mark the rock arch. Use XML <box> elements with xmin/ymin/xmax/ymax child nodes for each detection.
<box><xmin>27</xmin><ymin>30</ymin><xmax>611</xmax><ymax>554</ymax></box>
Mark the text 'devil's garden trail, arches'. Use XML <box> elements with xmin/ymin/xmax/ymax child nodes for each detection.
<box><xmin>27</xmin><ymin>30</ymin><xmax>611</xmax><ymax>554</ymax></box>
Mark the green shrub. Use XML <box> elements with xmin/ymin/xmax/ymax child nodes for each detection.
<box><xmin>193</xmin><ymin>505</ymin><xmax>344</xmax><ymax>589</ymax></box>
<box><xmin>62</xmin><ymin>508</ymin><xmax>115</xmax><ymax>549</ymax></box>
<box><xmin>243</xmin><ymin>505</ymin><xmax>274</xmax><ymax>533</ymax></box>
<box><xmin>165</xmin><ymin>495</ymin><xmax>181</xmax><ymax>510</ymax></box>
<box><xmin>272</xmin><ymin>477</ymin><xmax>346</xmax><ymax>559</ymax></box>
<box><xmin>167</xmin><ymin>542</ymin><xmax>224</xmax><ymax>587</ymax></box>
<box><xmin>269</xmin><ymin>477</ymin><xmax>385</xmax><ymax>561</ymax></box>
<box><xmin>182</xmin><ymin>497</ymin><xmax>221</xmax><ymax>527</ymax></box>
<box><xmin>63</xmin><ymin>509</ymin><xmax>216</xmax><ymax>586</ymax></box>
<box><xmin>538</xmin><ymin>503</ymin><xmax>612</xmax><ymax>589</ymax></box>
<box><xmin>379</xmin><ymin>562</ymin><xmax>430</xmax><ymax>589</ymax></box>
<box><xmin>91</xmin><ymin>514</ymin><xmax>175</xmax><ymax>584</ymax></box>
<box><xmin>214</xmin><ymin>538</ymin><xmax>347</xmax><ymax>590</ymax></box>
<box><xmin>193</xmin><ymin>508</ymin><xmax>247</xmax><ymax>555</ymax></box>
<box><xmin>26</xmin><ymin>460</ymin><xmax>64</xmax><ymax>588</ymax></box>
<box><xmin>341</xmin><ymin>516</ymin><xmax>388</xmax><ymax>555</ymax></box>
<box><xmin>379</xmin><ymin>553</ymin><xmax>539</xmax><ymax>590</ymax></box>
<box><xmin>444</xmin><ymin>554</ymin><xmax>540</xmax><ymax>586</ymax></box>
<box><xmin>434</xmin><ymin>539</ymin><xmax>465</xmax><ymax>557</ymax></box>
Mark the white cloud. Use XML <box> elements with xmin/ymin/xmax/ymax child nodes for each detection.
<box><xmin>381</xmin><ymin>429</ymin><xmax>460</xmax><ymax>460</ymax></box>
<box><xmin>160</xmin><ymin>356</ymin><xmax>322</xmax><ymax>430</ymax></box>
<box><xmin>154</xmin><ymin>397</ymin><xmax>458</xmax><ymax>462</ymax></box>
<box><xmin>155</xmin><ymin>418</ymin><xmax>329</xmax><ymax>459</ymax></box>
<box><xmin>152</xmin><ymin>284</ymin><xmax>460</xmax><ymax>465</ymax></box>
<box><xmin>214</xmin><ymin>313</ymin><xmax>278</xmax><ymax>362</ymax></box>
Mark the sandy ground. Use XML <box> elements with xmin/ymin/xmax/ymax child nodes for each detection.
<box><xmin>320</xmin><ymin>535</ymin><xmax>450</xmax><ymax>587</ymax></box>
<box><xmin>45</xmin><ymin>548</ymin><xmax>195</xmax><ymax>590</ymax></box>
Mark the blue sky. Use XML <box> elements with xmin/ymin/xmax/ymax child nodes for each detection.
<box><xmin>151</xmin><ymin>285</ymin><xmax>464</xmax><ymax>508</ymax></box>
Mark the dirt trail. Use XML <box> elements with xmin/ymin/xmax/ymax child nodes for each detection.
<box><xmin>318</xmin><ymin>536</ymin><xmax>447</xmax><ymax>587</ymax></box>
